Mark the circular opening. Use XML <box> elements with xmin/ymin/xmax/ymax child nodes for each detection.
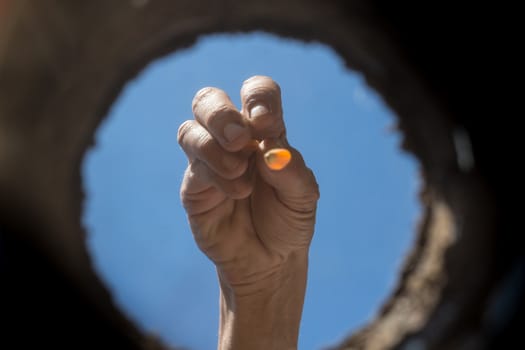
<box><xmin>82</xmin><ymin>32</ymin><xmax>421</xmax><ymax>349</ymax></box>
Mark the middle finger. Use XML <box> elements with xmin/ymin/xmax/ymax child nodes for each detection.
<box><xmin>178</xmin><ymin>120</ymin><xmax>248</xmax><ymax>180</ymax></box>
<box><xmin>192</xmin><ymin>87</ymin><xmax>251</xmax><ymax>152</ymax></box>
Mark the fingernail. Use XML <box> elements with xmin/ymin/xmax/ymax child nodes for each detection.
<box><xmin>223</xmin><ymin>123</ymin><xmax>246</xmax><ymax>142</ymax></box>
<box><xmin>250</xmin><ymin>103</ymin><xmax>269</xmax><ymax>118</ymax></box>
<box><xmin>264</xmin><ymin>148</ymin><xmax>292</xmax><ymax>171</ymax></box>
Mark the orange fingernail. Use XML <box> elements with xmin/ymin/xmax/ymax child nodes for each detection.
<box><xmin>264</xmin><ymin>148</ymin><xmax>292</xmax><ymax>171</ymax></box>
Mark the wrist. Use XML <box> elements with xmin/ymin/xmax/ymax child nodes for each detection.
<box><xmin>218</xmin><ymin>250</ymin><xmax>309</xmax><ymax>350</ymax></box>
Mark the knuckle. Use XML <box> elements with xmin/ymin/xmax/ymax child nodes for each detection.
<box><xmin>192</xmin><ymin>86</ymin><xmax>217</xmax><ymax>112</ymax></box>
<box><xmin>242</xmin><ymin>75</ymin><xmax>263</xmax><ymax>86</ymax></box>
<box><xmin>246</xmin><ymin>87</ymin><xmax>277</xmax><ymax>104</ymax></box>
<box><xmin>180</xmin><ymin>187</ymin><xmax>191</xmax><ymax>206</ymax></box>
<box><xmin>177</xmin><ymin>120</ymin><xmax>193</xmax><ymax>145</ymax></box>
<box><xmin>242</xmin><ymin>77</ymin><xmax>281</xmax><ymax>100</ymax></box>
<box><xmin>196</xmin><ymin>131</ymin><xmax>215</xmax><ymax>154</ymax></box>
<box><xmin>242</xmin><ymin>75</ymin><xmax>278</xmax><ymax>88</ymax></box>
<box><xmin>311</xmin><ymin>176</ymin><xmax>321</xmax><ymax>201</ymax></box>
<box><xmin>207</xmin><ymin>105</ymin><xmax>238</xmax><ymax>126</ymax></box>
<box><xmin>301</xmin><ymin>174</ymin><xmax>321</xmax><ymax>205</ymax></box>
<box><xmin>307</xmin><ymin>186</ymin><xmax>321</xmax><ymax>204</ymax></box>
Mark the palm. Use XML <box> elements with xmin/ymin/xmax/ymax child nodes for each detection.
<box><xmin>179</xmin><ymin>76</ymin><xmax>318</xmax><ymax>287</ymax></box>
<box><xmin>189</xmin><ymin>172</ymin><xmax>314</xmax><ymax>283</ymax></box>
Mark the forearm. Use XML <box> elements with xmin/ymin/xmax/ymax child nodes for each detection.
<box><xmin>217</xmin><ymin>250</ymin><xmax>308</xmax><ymax>350</ymax></box>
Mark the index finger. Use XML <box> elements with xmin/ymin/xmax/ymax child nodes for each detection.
<box><xmin>240</xmin><ymin>76</ymin><xmax>286</xmax><ymax>140</ymax></box>
<box><xmin>192</xmin><ymin>87</ymin><xmax>251</xmax><ymax>152</ymax></box>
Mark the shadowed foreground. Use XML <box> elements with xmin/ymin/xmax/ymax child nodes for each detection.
<box><xmin>0</xmin><ymin>1</ymin><xmax>518</xmax><ymax>349</ymax></box>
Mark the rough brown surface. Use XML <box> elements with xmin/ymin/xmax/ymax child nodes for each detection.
<box><xmin>0</xmin><ymin>1</ymin><xmax>518</xmax><ymax>349</ymax></box>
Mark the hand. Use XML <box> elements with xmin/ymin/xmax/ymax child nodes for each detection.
<box><xmin>178</xmin><ymin>76</ymin><xmax>319</xmax><ymax>349</ymax></box>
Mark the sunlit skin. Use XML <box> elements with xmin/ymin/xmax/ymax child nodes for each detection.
<box><xmin>178</xmin><ymin>76</ymin><xmax>319</xmax><ymax>350</ymax></box>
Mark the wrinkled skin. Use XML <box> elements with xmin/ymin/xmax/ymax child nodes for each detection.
<box><xmin>178</xmin><ymin>76</ymin><xmax>319</xmax><ymax>349</ymax></box>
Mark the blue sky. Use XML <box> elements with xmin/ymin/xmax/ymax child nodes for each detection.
<box><xmin>82</xmin><ymin>32</ymin><xmax>420</xmax><ymax>349</ymax></box>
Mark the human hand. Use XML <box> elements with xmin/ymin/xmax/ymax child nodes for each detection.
<box><xmin>178</xmin><ymin>75</ymin><xmax>319</xmax><ymax>291</ymax></box>
<box><xmin>178</xmin><ymin>76</ymin><xmax>319</xmax><ymax>349</ymax></box>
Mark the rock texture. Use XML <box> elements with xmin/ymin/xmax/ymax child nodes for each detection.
<box><xmin>0</xmin><ymin>1</ymin><xmax>518</xmax><ymax>349</ymax></box>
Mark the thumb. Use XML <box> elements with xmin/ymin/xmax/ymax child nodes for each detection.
<box><xmin>256</xmin><ymin>138</ymin><xmax>320</xmax><ymax>211</ymax></box>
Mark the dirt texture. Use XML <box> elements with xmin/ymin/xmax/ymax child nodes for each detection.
<box><xmin>0</xmin><ymin>1</ymin><xmax>519</xmax><ymax>349</ymax></box>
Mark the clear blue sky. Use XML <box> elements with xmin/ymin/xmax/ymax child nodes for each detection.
<box><xmin>83</xmin><ymin>32</ymin><xmax>420</xmax><ymax>349</ymax></box>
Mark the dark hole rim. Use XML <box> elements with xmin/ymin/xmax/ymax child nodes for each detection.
<box><xmin>1</xmin><ymin>2</ymin><xmax>496</xmax><ymax>349</ymax></box>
